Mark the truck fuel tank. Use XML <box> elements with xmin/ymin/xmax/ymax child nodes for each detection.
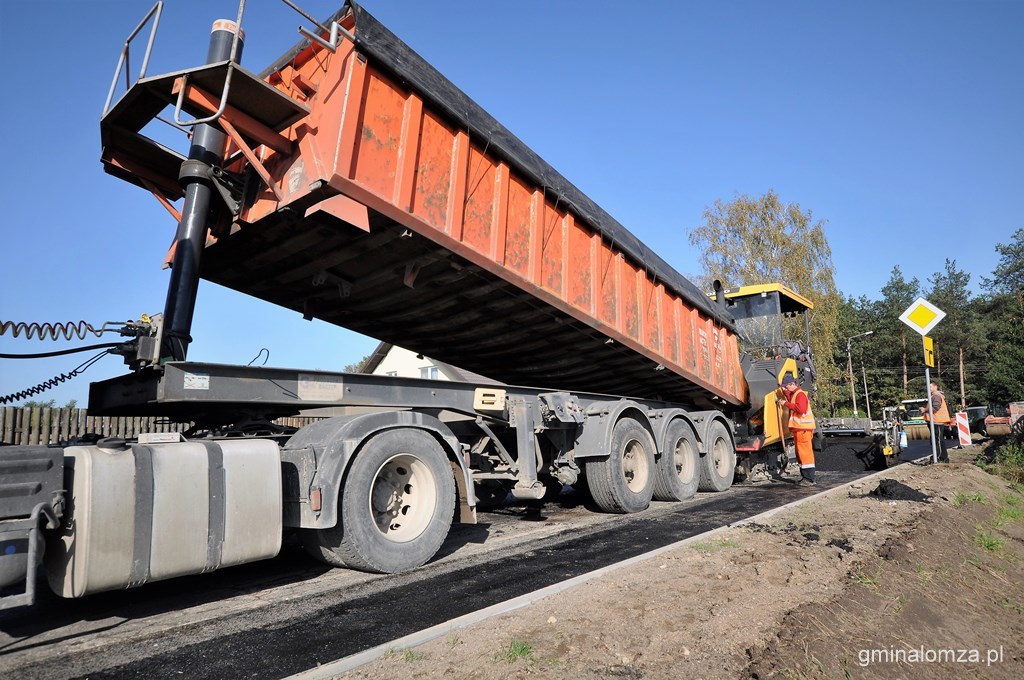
<box><xmin>46</xmin><ymin>438</ymin><xmax>282</xmax><ymax>598</ymax></box>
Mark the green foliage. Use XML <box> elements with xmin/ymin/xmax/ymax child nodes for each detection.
<box><xmin>832</xmin><ymin>266</ymin><xmax>930</xmax><ymax>414</ymax></box>
<box><xmin>852</xmin><ymin>566</ymin><xmax>881</xmax><ymax>590</ymax></box>
<box><xmin>998</xmin><ymin>442</ymin><xmax>1024</xmax><ymax>468</ymax></box>
<box><xmin>686</xmin><ymin>197</ymin><xmax>1022</xmax><ymax>412</ymax></box>
<box><xmin>833</xmin><ymin>248</ymin><xmax>1021</xmax><ymax>413</ymax></box>
<box><xmin>974</xmin><ymin>229</ymin><xmax>1024</xmax><ymax>405</ymax></box>
<box><xmin>688</xmin><ymin>189</ymin><xmax>841</xmax><ymax>410</ymax></box>
<box><xmin>983</xmin><ymin>227</ymin><xmax>1024</xmax><ymax>300</ymax></box>
<box><xmin>975</xmin><ymin>530</ymin><xmax>1005</xmax><ymax>554</ymax></box>
<box><xmin>402</xmin><ymin>649</ymin><xmax>426</xmax><ymax>662</ymax></box>
<box><xmin>995</xmin><ymin>441</ymin><xmax>1024</xmax><ymax>485</ymax></box>
<box><xmin>846</xmin><ymin>266</ymin><xmax>924</xmax><ymax>408</ymax></box>
<box><xmin>496</xmin><ymin>639</ymin><xmax>534</xmax><ymax>664</ymax></box>
<box><xmin>692</xmin><ymin>538</ymin><xmax>741</xmax><ymax>553</ymax></box>
<box><xmin>997</xmin><ymin>598</ymin><xmax>1024</xmax><ymax>614</ymax></box>
<box><xmin>343</xmin><ymin>354</ymin><xmax>372</xmax><ymax>373</ymax></box>
<box><xmin>985</xmin><ymin>306</ymin><xmax>1024</xmax><ymax>405</ymax></box>
<box><xmin>383</xmin><ymin>647</ymin><xmax>426</xmax><ymax>663</ymax></box>
<box><xmin>20</xmin><ymin>399</ymin><xmax>57</xmax><ymax>408</ymax></box>
<box><xmin>18</xmin><ymin>399</ymin><xmax>78</xmax><ymax>409</ymax></box>
<box><xmin>926</xmin><ymin>259</ymin><xmax>976</xmax><ymax>409</ymax></box>
<box><xmin>993</xmin><ymin>505</ymin><xmax>1023</xmax><ymax>526</ymax></box>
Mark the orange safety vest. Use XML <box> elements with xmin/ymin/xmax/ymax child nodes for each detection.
<box><xmin>923</xmin><ymin>391</ymin><xmax>951</xmax><ymax>424</ymax></box>
<box><xmin>787</xmin><ymin>387</ymin><xmax>816</xmax><ymax>431</ymax></box>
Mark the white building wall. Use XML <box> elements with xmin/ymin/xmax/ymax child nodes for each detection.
<box><xmin>370</xmin><ymin>346</ymin><xmax>456</xmax><ymax>380</ymax></box>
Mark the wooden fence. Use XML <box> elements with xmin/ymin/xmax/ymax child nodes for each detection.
<box><xmin>0</xmin><ymin>407</ymin><xmax>323</xmax><ymax>446</ymax></box>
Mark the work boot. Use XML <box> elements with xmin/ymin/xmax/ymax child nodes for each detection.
<box><xmin>797</xmin><ymin>476</ymin><xmax>816</xmax><ymax>487</ymax></box>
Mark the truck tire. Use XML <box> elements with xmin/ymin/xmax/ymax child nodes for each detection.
<box><xmin>697</xmin><ymin>421</ymin><xmax>735</xmax><ymax>492</ymax></box>
<box><xmin>302</xmin><ymin>428</ymin><xmax>455</xmax><ymax>573</ymax></box>
<box><xmin>653</xmin><ymin>421</ymin><xmax>699</xmax><ymax>501</ymax></box>
<box><xmin>585</xmin><ymin>417</ymin><xmax>656</xmax><ymax>513</ymax></box>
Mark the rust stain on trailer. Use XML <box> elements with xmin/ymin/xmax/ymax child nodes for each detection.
<box><xmin>411</xmin><ymin>111</ymin><xmax>453</xmax><ymax>231</ymax></box>
<box><xmin>597</xmin><ymin>249</ymin><xmax>617</xmax><ymax>328</ymax></box>
<box><xmin>352</xmin><ymin>71</ymin><xmax>404</xmax><ymax>199</ymax></box>
<box><xmin>541</xmin><ymin>205</ymin><xmax>563</xmax><ymax>294</ymax></box>
<box><xmin>504</xmin><ymin>178</ymin><xmax>532</xmax><ymax>276</ymax></box>
<box><xmin>622</xmin><ymin>262</ymin><xmax>640</xmax><ymax>341</ymax></box>
<box><xmin>567</xmin><ymin>222</ymin><xmax>592</xmax><ymax>313</ymax></box>
<box><xmin>645</xmin><ymin>282</ymin><xmax>661</xmax><ymax>353</ymax></box>
<box><xmin>462</xmin><ymin>147</ymin><xmax>495</xmax><ymax>256</ymax></box>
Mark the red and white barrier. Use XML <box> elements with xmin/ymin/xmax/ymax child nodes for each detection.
<box><xmin>955</xmin><ymin>411</ymin><xmax>971</xmax><ymax>447</ymax></box>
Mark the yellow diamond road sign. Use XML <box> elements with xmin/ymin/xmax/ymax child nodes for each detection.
<box><xmin>899</xmin><ymin>297</ymin><xmax>946</xmax><ymax>336</ymax></box>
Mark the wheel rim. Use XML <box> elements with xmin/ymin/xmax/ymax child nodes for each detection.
<box><xmin>675</xmin><ymin>436</ymin><xmax>695</xmax><ymax>482</ymax></box>
<box><xmin>622</xmin><ymin>437</ymin><xmax>650</xmax><ymax>492</ymax></box>
<box><xmin>712</xmin><ymin>436</ymin><xmax>732</xmax><ymax>476</ymax></box>
<box><xmin>369</xmin><ymin>453</ymin><xmax>438</xmax><ymax>543</ymax></box>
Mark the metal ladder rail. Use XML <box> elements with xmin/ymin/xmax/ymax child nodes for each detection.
<box><xmin>103</xmin><ymin>1</ymin><xmax>164</xmax><ymax>116</ymax></box>
<box><xmin>172</xmin><ymin>0</ymin><xmax>248</xmax><ymax>127</ymax></box>
<box><xmin>172</xmin><ymin>0</ymin><xmax>356</xmax><ymax>128</ymax></box>
<box><xmin>281</xmin><ymin>0</ymin><xmax>355</xmax><ymax>53</ymax></box>
<box><xmin>109</xmin><ymin>0</ymin><xmax>351</xmax><ymax>130</ymax></box>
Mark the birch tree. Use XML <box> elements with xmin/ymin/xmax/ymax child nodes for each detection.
<box><xmin>688</xmin><ymin>190</ymin><xmax>841</xmax><ymax>411</ymax></box>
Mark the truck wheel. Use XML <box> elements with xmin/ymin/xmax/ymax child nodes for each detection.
<box><xmin>302</xmin><ymin>429</ymin><xmax>455</xmax><ymax>573</ymax></box>
<box><xmin>697</xmin><ymin>421</ymin><xmax>735</xmax><ymax>492</ymax></box>
<box><xmin>653</xmin><ymin>421</ymin><xmax>699</xmax><ymax>501</ymax></box>
<box><xmin>585</xmin><ymin>417</ymin><xmax>656</xmax><ymax>513</ymax></box>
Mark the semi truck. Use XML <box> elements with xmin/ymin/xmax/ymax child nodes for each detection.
<box><xmin>0</xmin><ymin>1</ymin><xmax>819</xmax><ymax>609</ymax></box>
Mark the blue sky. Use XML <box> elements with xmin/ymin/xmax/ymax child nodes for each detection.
<box><xmin>1</xmin><ymin>0</ymin><xmax>1021</xmax><ymax>406</ymax></box>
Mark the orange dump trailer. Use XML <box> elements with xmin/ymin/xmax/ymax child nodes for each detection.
<box><xmin>101</xmin><ymin>1</ymin><xmax>745</xmax><ymax>410</ymax></box>
<box><xmin>3</xmin><ymin>1</ymin><xmax>821</xmax><ymax>608</ymax></box>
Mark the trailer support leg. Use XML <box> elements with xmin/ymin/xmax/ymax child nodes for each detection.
<box><xmin>510</xmin><ymin>399</ymin><xmax>545</xmax><ymax>500</ymax></box>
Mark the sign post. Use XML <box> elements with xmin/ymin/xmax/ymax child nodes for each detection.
<box><xmin>899</xmin><ymin>298</ymin><xmax>947</xmax><ymax>463</ymax></box>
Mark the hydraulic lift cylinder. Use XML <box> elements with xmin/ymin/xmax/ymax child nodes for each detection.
<box><xmin>161</xmin><ymin>21</ymin><xmax>244</xmax><ymax>362</ymax></box>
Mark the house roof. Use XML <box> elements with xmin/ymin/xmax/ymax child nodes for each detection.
<box><xmin>361</xmin><ymin>342</ymin><xmax>504</xmax><ymax>385</ymax></box>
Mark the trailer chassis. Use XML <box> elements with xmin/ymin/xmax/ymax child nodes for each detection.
<box><xmin>0</xmin><ymin>360</ymin><xmax>730</xmax><ymax>594</ymax></box>
<box><xmin>88</xmin><ymin>360</ymin><xmax>735</xmax><ymax>516</ymax></box>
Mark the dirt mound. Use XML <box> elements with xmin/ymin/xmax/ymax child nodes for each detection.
<box><xmin>340</xmin><ymin>448</ymin><xmax>1022</xmax><ymax>679</ymax></box>
<box><xmin>870</xmin><ymin>478</ymin><xmax>931</xmax><ymax>502</ymax></box>
<box><xmin>747</xmin><ymin>473</ymin><xmax>1023</xmax><ymax>678</ymax></box>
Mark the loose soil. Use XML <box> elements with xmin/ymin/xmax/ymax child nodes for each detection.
<box><xmin>339</xmin><ymin>445</ymin><xmax>1024</xmax><ymax>679</ymax></box>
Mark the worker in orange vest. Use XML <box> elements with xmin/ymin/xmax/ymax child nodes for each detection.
<box><xmin>923</xmin><ymin>381</ymin><xmax>951</xmax><ymax>463</ymax></box>
<box><xmin>779</xmin><ymin>375</ymin><xmax>816</xmax><ymax>485</ymax></box>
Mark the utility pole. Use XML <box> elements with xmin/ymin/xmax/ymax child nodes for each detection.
<box><xmin>845</xmin><ymin>331</ymin><xmax>874</xmax><ymax>417</ymax></box>
<box><xmin>959</xmin><ymin>346</ymin><xmax>967</xmax><ymax>410</ymax></box>
<box><xmin>862</xmin><ymin>362</ymin><xmax>872</xmax><ymax>420</ymax></box>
